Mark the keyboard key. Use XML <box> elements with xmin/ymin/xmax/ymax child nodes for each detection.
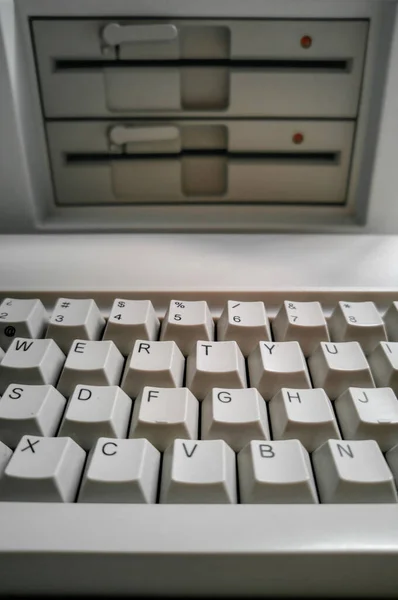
<box><xmin>0</xmin><ymin>298</ymin><xmax>48</xmax><ymax>350</ymax></box>
<box><xmin>269</xmin><ymin>388</ymin><xmax>340</xmax><ymax>452</ymax></box>
<box><xmin>103</xmin><ymin>299</ymin><xmax>160</xmax><ymax>356</ymax></box>
<box><xmin>329</xmin><ymin>301</ymin><xmax>387</xmax><ymax>354</ymax></box>
<box><xmin>58</xmin><ymin>385</ymin><xmax>132</xmax><ymax>450</ymax></box>
<box><xmin>0</xmin><ymin>435</ymin><xmax>85</xmax><ymax>502</ymax></box>
<box><xmin>78</xmin><ymin>438</ymin><xmax>160</xmax><ymax>503</ymax></box>
<box><xmin>0</xmin><ymin>338</ymin><xmax>65</xmax><ymax>394</ymax></box>
<box><xmin>384</xmin><ymin>302</ymin><xmax>398</xmax><ymax>342</ymax></box>
<box><xmin>313</xmin><ymin>439</ymin><xmax>397</xmax><ymax>503</ymax></box>
<box><xmin>46</xmin><ymin>298</ymin><xmax>105</xmax><ymax>354</ymax></box>
<box><xmin>121</xmin><ymin>340</ymin><xmax>184</xmax><ymax>398</ymax></box>
<box><xmin>335</xmin><ymin>387</ymin><xmax>398</xmax><ymax>451</ymax></box>
<box><xmin>57</xmin><ymin>340</ymin><xmax>124</xmax><ymax>398</ymax></box>
<box><xmin>368</xmin><ymin>342</ymin><xmax>398</xmax><ymax>394</ymax></box>
<box><xmin>201</xmin><ymin>388</ymin><xmax>270</xmax><ymax>451</ymax></box>
<box><xmin>308</xmin><ymin>341</ymin><xmax>374</xmax><ymax>400</ymax></box>
<box><xmin>385</xmin><ymin>444</ymin><xmax>398</xmax><ymax>490</ymax></box>
<box><xmin>160</xmin><ymin>439</ymin><xmax>237</xmax><ymax>504</ymax></box>
<box><xmin>0</xmin><ymin>346</ymin><xmax>4</xmax><ymax>361</ymax></box>
<box><xmin>160</xmin><ymin>300</ymin><xmax>214</xmax><ymax>356</ymax></box>
<box><xmin>0</xmin><ymin>441</ymin><xmax>12</xmax><ymax>477</ymax></box>
<box><xmin>217</xmin><ymin>301</ymin><xmax>271</xmax><ymax>356</ymax></box>
<box><xmin>129</xmin><ymin>386</ymin><xmax>198</xmax><ymax>451</ymax></box>
<box><xmin>238</xmin><ymin>440</ymin><xmax>318</xmax><ymax>504</ymax></box>
<box><xmin>186</xmin><ymin>341</ymin><xmax>247</xmax><ymax>401</ymax></box>
<box><xmin>248</xmin><ymin>341</ymin><xmax>311</xmax><ymax>401</ymax></box>
<box><xmin>0</xmin><ymin>384</ymin><xmax>66</xmax><ymax>449</ymax></box>
<box><xmin>272</xmin><ymin>301</ymin><xmax>329</xmax><ymax>357</ymax></box>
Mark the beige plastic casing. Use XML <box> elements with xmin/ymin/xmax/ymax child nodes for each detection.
<box><xmin>1</xmin><ymin>0</ymin><xmax>398</xmax><ymax>232</ymax></box>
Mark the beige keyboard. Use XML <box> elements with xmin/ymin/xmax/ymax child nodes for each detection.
<box><xmin>1</xmin><ymin>296</ymin><xmax>398</xmax><ymax>505</ymax></box>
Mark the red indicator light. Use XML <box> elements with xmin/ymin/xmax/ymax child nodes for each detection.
<box><xmin>292</xmin><ymin>133</ymin><xmax>304</xmax><ymax>145</ymax></box>
<box><xmin>300</xmin><ymin>35</ymin><xmax>312</xmax><ymax>49</ymax></box>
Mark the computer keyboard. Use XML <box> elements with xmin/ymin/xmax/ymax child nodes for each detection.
<box><xmin>2</xmin><ymin>294</ymin><xmax>398</xmax><ymax>502</ymax></box>
<box><xmin>3</xmin><ymin>287</ymin><xmax>398</xmax><ymax>595</ymax></box>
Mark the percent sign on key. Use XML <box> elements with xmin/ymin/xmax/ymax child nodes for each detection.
<box><xmin>175</xmin><ymin>302</ymin><xmax>185</xmax><ymax>308</ymax></box>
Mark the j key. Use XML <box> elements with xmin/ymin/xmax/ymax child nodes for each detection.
<box><xmin>335</xmin><ymin>387</ymin><xmax>398</xmax><ymax>451</ymax></box>
<box><xmin>248</xmin><ymin>341</ymin><xmax>311</xmax><ymax>401</ymax></box>
<box><xmin>238</xmin><ymin>440</ymin><xmax>318</xmax><ymax>504</ymax></box>
<box><xmin>272</xmin><ymin>301</ymin><xmax>329</xmax><ymax>357</ymax></box>
<box><xmin>57</xmin><ymin>340</ymin><xmax>124</xmax><ymax>398</ymax></box>
<box><xmin>103</xmin><ymin>299</ymin><xmax>160</xmax><ymax>356</ymax></box>
<box><xmin>121</xmin><ymin>340</ymin><xmax>184</xmax><ymax>398</ymax></box>
<box><xmin>58</xmin><ymin>385</ymin><xmax>132</xmax><ymax>450</ymax></box>
<box><xmin>78</xmin><ymin>438</ymin><xmax>160</xmax><ymax>503</ymax></box>
<box><xmin>201</xmin><ymin>388</ymin><xmax>270</xmax><ymax>451</ymax></box>
<box><xmin>368</xmin><ymin>342</ymin><xmax>398</xmax><ymax>394</ymax></box>
<box><xmin>384</xmin><ymin>302</ymin><xmax>398</xmax><ymax>342</ymax></box>
<box><xmin>269</xmin><ymin>388</ymin><xmax>340</xmax><ymax>452</ymax></box>
<box><xmin>0</xmin><ymin>384</ymin><xmax>66</xmax><ymax>448</ymax></box>
<box><xmin>0</xmin><ymin>435</ymin><xmax>86</xmax><ymax>502</ymax></box>
<box><xmin>0</xmin><ymin>441</ymin><xmax>12</xmax><ymax>477</ymax></box>
<box><xmin>186</xmin><ymin>341</ymin><xmax>247</xmax><ymax>401</ymax></box>
<box><xmin>329</xmin><ymin>301</ymin><xmax>387</xmax><ymax>354</ymax></box>
<box><xmin>0</xmin><ymin>338</ymin><xmax>65</xmax><ymax>394</ymax></box>
<box><xmin>217</xmin><ymin>301</ymin><xmax>271</xmax><ymax>357</ymax></box>
<box><xmin>312</xmin><ymin>439</ymin><xmax>397</xmax><ymax>503</ymax></box>
<box><xmin>0</xmin><ymin>298</ymin><xmax>48</xmax><ymax>350</ymax></box>
<box><xmin>308</xmin><ymin>341</ymin><xmax>374</xmax><ymax>400</ymax></box>
<box><xmin>160</xmin><ymin>300</ymin><xmax>214</xmax><ymax>356</ymax></box>
<box><xmin>160</xmin><ymin>439</ymin><xmax>237</xmax><ymax>504</ymax></box>
<box><xmin>46</xmin><ymin>298</ymin><xmax>105</xmax><ymax>354</ymax></box>
<box><xmin>129</xmin><ymin>387</ymin><xmax>199</xmax><ymax>451</ymax></box>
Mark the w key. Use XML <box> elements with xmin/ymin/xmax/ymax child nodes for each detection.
<box><xmin>0</xmin><ymin>338</ymin><xmax>65</xmax><ymax>394</ymax></box>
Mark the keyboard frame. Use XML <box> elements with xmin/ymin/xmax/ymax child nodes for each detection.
<box><xmin>1</xmin><ymin>233</ymin><xmax>397</xmax><ymax>316</ymax></box>
<box><xmin>1</xmin><ymin>503</ymin><xmax>398</xmax><ymax>596</ymax></box>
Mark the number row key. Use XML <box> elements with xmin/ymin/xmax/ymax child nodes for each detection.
<box><xmin>1</xmin><ymin>298</ymin><xmax>398</xmax><ymax>359</ymax></box>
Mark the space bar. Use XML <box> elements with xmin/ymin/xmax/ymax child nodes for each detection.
<box><xmin>1</xmin><ymin>504</ymin><xmax>398</xmax><ymax>596</ymax></box>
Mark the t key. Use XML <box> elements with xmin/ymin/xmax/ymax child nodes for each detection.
<box><xmin>186</xmin><ymin>341</ymin><xmax>247</xmax><ymax>401</ymax></box>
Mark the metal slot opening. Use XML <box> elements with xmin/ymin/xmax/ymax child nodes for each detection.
<box><xmin>55</xmin><ymin>58</ymin><xmax>350</xmax><ymax>71</ymax></box>
<box><xmin>65</xmin><ymin>150</ymin><xmax>340</xmax><ymax>164</ymax></box>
